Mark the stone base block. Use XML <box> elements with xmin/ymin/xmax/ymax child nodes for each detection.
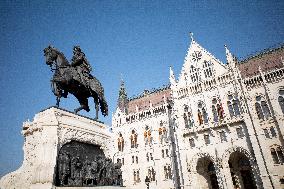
<box><xmin>0</xmin><ymin>107</ymin><xmax>113</xmax><ymax>189</ymax></box>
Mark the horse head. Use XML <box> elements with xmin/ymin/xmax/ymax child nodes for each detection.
<box><xmin>43</xmin><ymin>45</ymin><xmax>69</xmax><ymax>68</ymax></box>
<box><xmin>43</xmin><ymin>45</ymin><xmax>58</xmax><ymax>66</ymax></box>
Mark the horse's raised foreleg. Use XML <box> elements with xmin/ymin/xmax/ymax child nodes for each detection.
<box><xmin>74</xmin><ymin>96</ymin><xmax>90</xmax><ymax>114</ymax></box>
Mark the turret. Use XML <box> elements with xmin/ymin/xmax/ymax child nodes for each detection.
<box><xmin>117</xmin><ymin>79</ymin><xmax>128</xmax><ymax>114</ymax></box>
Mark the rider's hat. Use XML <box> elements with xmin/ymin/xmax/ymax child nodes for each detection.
<box><xmin>73</xmin><ymin>45</ymin><xmax>81</xmax><ymax>52</ymax></box>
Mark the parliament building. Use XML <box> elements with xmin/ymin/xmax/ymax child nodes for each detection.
<box><xmin>111</xmin><ymin>36</ymin><xmax>284</xmax><ymax>189</ymax></box>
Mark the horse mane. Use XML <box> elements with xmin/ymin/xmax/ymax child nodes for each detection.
<box><xmin>53</xmin><ymin>47</ymin><xmax>70</xmax><ymax>66</ymax></box>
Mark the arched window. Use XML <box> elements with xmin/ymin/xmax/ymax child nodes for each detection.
<box><xmin>117</xmin><ymin>133</ymin><xmax>124</xmax><ymax>152</ymax></box>
<box><xmin>130</xmin><ymin>130</ymin><xmax>138</xmax><ymax>148</ymax></box>
<box><xmin>148</xmin><ymin>167</ymin><xmax>156</xmax><ymax>181</ymax></box>
<box><xmin>184</xmin><ymin>106</ymin><xmax>194</xmax><ymax>128</ymax></box>
<box><xmin>270</xmin><ymin>146</ymin><xmax>284</xmax><ymax>164</ymax></box>
<box><xmin>144</xmin><ymin>126</ymin><xmax>152</xmax><ymax>145</ymax></box>
<box><xmin>227</xmin><ymin>94</ymin><xmax>241</xmax><ymax>117</ymax></box>
<box><xmin>203</xmin><ymin>60</ymin><xmax>213</xmax><ymax>78</ymax></box>
<box><xmin>212</xmin><ymin>98</ymin><xmax>224</xmax><ymax>122</ymax></box>
<box><xmin>164</xmin><ymin>165</ymin><xmax>172</xmax><ymax>179</ymax></box>
<box><xmin>189</xmin><ymin>138</ymin><xmax>195</xmax><ymax>147</ymax></box>
<box><xmin>255</xmin><ymin>96</ymin><xmax>271</xmax><ymax>120</ymax></box>
<box><xmin>184</xmin><ymin>106</ymin><xmax>189</xmax><ymax>127</ymax></box>
<box><xmin>198</xmin><ymin>102</ymin><xmax>208</xmax><ymax>125</ymax></box>
<box><xmin>278</xmin><ymin>89</ymin><xmax>284</xmax><ymax>114</ymax></box>
<box><xmin>136</xmin><ymin>170</ymin><xmax>140</xmax><ymax>183</ymax></box>
<box><xmin>190</xmin><ymin>65</ymin><xmax>199</xmax><ymax>83</ymax></box>
<box><xmin>159</xmin><ymin>122</ymin><xmax>167</xmax><ymax>144</ymax></box>
<box><xmin>133</xmin><ymin>170</ymin><xmax>140</xmax><ymax>183</ymax></box>
<box><xmin>117</xmin><ymin>158</ymin><xmax>121</xmax><ymax>163</ymax></box>
<box><xmin>146</xmin><ymin>153</ymin><xmax>149</xmax><ymax>162</ymax></box>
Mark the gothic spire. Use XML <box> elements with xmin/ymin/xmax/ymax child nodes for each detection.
<box><xmin>189</xmin><ymin>32</ymin><xmax>194</xmax><ymax>42</ymax></box>
<box><xmin>169</xmin><ymin>66</ymin><xmax>176</xmax><ymax>85</ymax></box>
<box><xmin>225</xmin><ymin>44</ymin><xmax>236</xmax><ymax>68</ymax></box>
<box><xmin>117</xmin><ymin>78</ymin><xmax>128</xmax><ymax>114</ymax></box>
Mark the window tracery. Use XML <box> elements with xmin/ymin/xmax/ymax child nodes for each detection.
<box><xmin>255</xmin><ymin>96</ymin><xmax>271</xmax><ymax>120</ymax></box>
<box><xmin>190</xmin><ymin>65</ymin><xmax>199</xmax><ymax>83</ymax></box>
<box><xmin>278</xmin><ymin>89</ymin><xmax>284</xmax><ymax>114</ymax></box>
<box><xmin>212</xmin><ymin>98</ymin><xmax>224</xmax><ymax>122</ymax></box>
<box><xmin>144</xmin><ymin>126</ymin><xmax>152</xmax><ymax>145</ymax></box>
<box><xmin>204</xmin><ymin>134</ymin><xmax>210</xmax><ymax>145</ymax></box>
<box><xmin>133</xmin><ymin>170</ymin><xmax>140</xmax><ymax>183</ymax></box>
<box><xmin>270</xmin><ymin>146</ymin><xmax>284</xmax><ymax>164</ymax></box>
<box><xmin>117</xmin><ymin>133</ymin><xmax>124</xmax><ymax>152</ymax></box>
<box><xmin>183</xmin><ymin>105</ymin><xmax>194</xmax><ymax>128</ymax></box>
<box><xmin>189</xmin><ymin>138</ymin><xmax>195</xmax><ymax>147</ymax></box>
<box><xmin>198</xmin><ymin>102</ymin><xmax>208</xmax><ymax>125</ymax></box>
<box><xmin>164</xmin><ymin>165</ymin><xmax>172</xmax><ymax>180</ymax></box>
<box><xmin>158</xmin><ymin>122</ymin><xmax>167</xmax><ymax>144</ymax></box>
<box><xmin>148</xmin><ymin>167</ymin><xmax>156</xmax><ymax>181</ymax></box>
<box><xmin>220</xmin><ymin>131</ymin><xmax>227</xmax><ymax>142</ymax></box>
<box><xmin>227</xmin><ymin>94</ymin><xmax>241</xmax><ymax>117</ymax></box>
<box><xmin>236</xmin><ymin>127</ymin><xmax>244</xmax><ymax>138</ymax></box>
<box><xmin>130</xmin><ymin>130</ymin><xmax>138</xmax><ymax>148</ymax></box>
<box><xmin>203</xmin><ymin>60</ymin><xmax>213</xmax><ymax>78</ymax></box>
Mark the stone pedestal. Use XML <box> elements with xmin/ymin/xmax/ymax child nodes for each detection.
<box><xmin>0</xmin><ymin>107</ymin><xmax>113</xmax><ymax>189</ymax></box>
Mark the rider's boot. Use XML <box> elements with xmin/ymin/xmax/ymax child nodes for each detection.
<box><xmin>62</xmin><ymin>90</ymin><xmax>68</xmax><ymax>98</ymax></box>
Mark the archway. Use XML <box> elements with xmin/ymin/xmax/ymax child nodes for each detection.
<box><xmin>228</xmin><ymin>151</ymin><xmax>257</xmax><ymax>189</ymax></box>
<box><xmin>196</xmin><ymin>157</ymin><xmax>220</xmax><ymax>189</ymax></box>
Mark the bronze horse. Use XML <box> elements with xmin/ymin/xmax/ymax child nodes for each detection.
<box><xmin>43</xmin><ymin>45</ymin><xmax>108</xmax><ymax>119</ymax></box>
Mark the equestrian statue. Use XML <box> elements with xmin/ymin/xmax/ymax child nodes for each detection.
<box><xmin>43</xmin><ymin>45</ymin><xmax>108</xmax><ymax>120</ymax></box>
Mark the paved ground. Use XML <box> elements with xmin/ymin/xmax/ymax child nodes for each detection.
<box><xmin>56</xmin><ymin>187</ymin><xmax>130</xmax><ymax>189</ymax></box>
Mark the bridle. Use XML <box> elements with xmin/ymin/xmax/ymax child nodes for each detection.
<box><xmin>47</xmin><ymin>52</ymin><xmax>69</xmax><ymax>72</ymax></box>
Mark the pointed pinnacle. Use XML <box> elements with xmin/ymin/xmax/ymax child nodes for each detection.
<box><xmin>189</xmin><ymin>32</ymin><xmax>194</xmax><ymax>42</ymax></box>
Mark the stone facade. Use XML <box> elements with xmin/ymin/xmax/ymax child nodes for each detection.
<box><xmin>112</xmin><ymin>37</ymin><xmax>284</xmax><ymax>189</ymax></box>
<box><xmin>0</xmin><ymin>107</ymin><xmax>113</xmax><ymax>189</ymax></box>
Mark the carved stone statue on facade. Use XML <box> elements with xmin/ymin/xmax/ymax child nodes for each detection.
<box><xmin>43</xmin><ymin>45</ymin><xmax>108</xmax><ymax>120</ymax></box>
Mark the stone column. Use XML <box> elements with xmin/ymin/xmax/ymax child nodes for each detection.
<box><xmin>221</xmin><ymin>162</ymin><xmax>235</xmax><ymax>189</ymax></box>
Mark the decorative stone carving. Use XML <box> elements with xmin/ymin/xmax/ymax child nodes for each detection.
<box><xmin>0</xmin><ymin>107</ymin><xmax>116</xmax><ymax>189</ymax></box>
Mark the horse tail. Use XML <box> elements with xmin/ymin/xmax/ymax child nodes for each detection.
<box><xmin>99</xmin><ymin>96</ymin><xmax>108</xmax><ymax>117</ymax></box>
<box><xmin>89</xmin><ymin>77</ymin><xmax>108</xmax><ymax>116</ymax></box>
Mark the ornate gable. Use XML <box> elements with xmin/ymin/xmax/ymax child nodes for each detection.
<box><xmin>177</xmin><ymin>35</ymin><xmax>227</xmax><ymax>87</ymax></box>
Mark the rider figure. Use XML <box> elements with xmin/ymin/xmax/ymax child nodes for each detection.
<box><xmin>71</xmin><ymin>46</ymin><xmax>92</xmax><ymax>87</ymax></box>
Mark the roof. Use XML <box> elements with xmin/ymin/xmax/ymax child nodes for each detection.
<box><xmin>127</xmin><ymin>85</ymin><xmax>171</xmax><ymax>114</ymax></box>
<box><xmin>238</xmin><ymin>44</ymin><xmax>284</xmax><ymax>78</ymax></box>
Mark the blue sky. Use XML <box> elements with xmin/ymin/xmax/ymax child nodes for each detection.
<box><xmin>0</xmin><ymin>0</ymin><xmax>283</xmax><ymax>177</ymax></box>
